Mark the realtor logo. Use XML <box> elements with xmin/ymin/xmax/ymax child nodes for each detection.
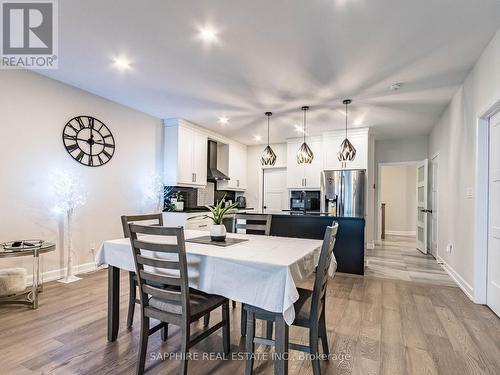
<box><xmin>1</xmin><ymin>0</ymin><xmax>58</xmax><ymax>69</ymax></box>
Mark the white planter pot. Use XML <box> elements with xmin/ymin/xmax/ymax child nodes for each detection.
<box><xmin>175</xmin><ymin>201</ymin><xmax>184</xmax><ymax>211</ymax></box>
<box><xmin>210</xmin><ymin>224</ymin><xmax>226</xmax><ymax>242</ymax></box>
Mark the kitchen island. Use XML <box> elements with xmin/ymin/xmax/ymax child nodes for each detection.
<box><xmin>228</xmin><ymin>211</ymin><xmax>365</xmax><ymax>275</ymax></box>
<box><xmin>164</xmin><ymin>209</ymin><xmax>365</xmax><ymax>275</ymax></box>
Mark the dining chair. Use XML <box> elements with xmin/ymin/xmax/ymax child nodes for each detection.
<box><xmin>232</xmin><ymin>213</ymin><xmax>273</xmax><ymax>336</ymax></box>
<box><xmin>121</xmin><ymin>214</ymin><xmax>164</xmax><ymax>331</ymax></box>
<box><xmin>233</xmin><ymin>213</ymin><xmax>272</xmax><ymax>235</ymax></box>
<box><xmin>243</xmin><ymin>223</ymin><xmax>339</xmax><ymax>375</ymax></box>
<box><xmin>129</xmin><ymin>224</ymin><xmax>230</xmax><ymax>375</ymax></box>
<box><xmin>203</xmin><ymin>213</ymin><xmax>274</xmax><ymax>329</ymax></box>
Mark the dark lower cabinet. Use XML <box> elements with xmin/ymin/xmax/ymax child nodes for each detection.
<box><xmin>225</xmin><ymin>214</ymin><xmax>365</xmax><ymax>275</ymax></box>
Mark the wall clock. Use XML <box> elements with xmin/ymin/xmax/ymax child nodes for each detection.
<box><xmin>62</xmin><ymin>115</ymin><xmax>115</xmax><ymax>167</ymax></box>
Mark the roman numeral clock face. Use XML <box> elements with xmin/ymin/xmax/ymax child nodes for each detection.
<box><xmin>62</xmin><ymin>116</ymin><xmax>115</xmax><ymax>167</ymax></box>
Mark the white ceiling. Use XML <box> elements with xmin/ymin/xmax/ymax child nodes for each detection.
<box><xmin>40</xmin><ymin>0</ymin><xmax>500</xmax><ymax>144</ymax></box>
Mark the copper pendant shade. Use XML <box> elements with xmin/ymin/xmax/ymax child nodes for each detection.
<box><xmin>261</xmin><ymin>112</ymin><xmax>277</xmax><ymax>166</ymax></box>
<box><xmin>338</xmin><ymin>99</ymin><xmax>356</xmax><ymax>162</ymax></box>
<box><xmin>297</xmin><ymin>106</ymin><xmax>314</xmax><ymax>164</ymax></box>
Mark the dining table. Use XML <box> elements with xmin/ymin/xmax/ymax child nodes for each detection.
<box><xmin>96</xmin><ymin>229</ymin><xmax>334</xmax><ymax>375</ymax></box>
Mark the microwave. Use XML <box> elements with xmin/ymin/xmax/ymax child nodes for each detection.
<box><xmin>290</xmin><ymin>190</ymin><xmax>321</xmax><ymax>212</ymax></box>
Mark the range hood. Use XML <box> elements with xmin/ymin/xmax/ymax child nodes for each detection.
<box><xmin>207</xmin><ymin>140</ymin><xmax>230</xmax><ymax>182</ymax></box>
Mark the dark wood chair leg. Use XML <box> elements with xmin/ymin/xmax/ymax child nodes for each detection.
<box><xmin>245</xmin><ymin>310</ymin><xmax>256</xmax><ymax>375</ymax></box>
<box><xmin>137</xmin><ymin>316</ymin><xmax>150</xmax><ymax>375</ymax></box>
<box><xmin>108</xmin><ymin>266</ymin><xmax>120</xmax><ymax>342</ymax></box>
<box><xmin>203</xmin><ymin>313</ymin><xmax>210</xmax><ymax>327</ymax></box>
<box><xmin>161</xmin><ymin>323</ymin><xmax>168</xmax><ymax>342</ymax></box>
<box><xmin>222</xmin><ymin>301</ymin><xmax>230</xmax><ymax>354</ymax></box>
<box><xmin>241</xmin><ymin>305</ymin><xmax>247</xmax><ymax>336</ymax></box>
<box><xmin>180</xmin><ymin>324</ymin><xmax>190</xmax><ymax>375</ymax></box>
<box><xmin>127</xmin><ymin>271</ymin><xmax>136</xmax><ymax>329</ymax></box>
<box><xmin>266</xmin><ymin>320</ymin><xmax>273</xmax><ymax>339</ymax></box>
<box><xmin>319</xmin><ymin>306</ymin><xmax>329</xmax><ymax>357</ymax></box>
<box><xmin>275</xmin><ymin>315</ymin><xmax>289</xmax><ymax>375</ymax></box>
<box><xmin>309</xmin><ymin>323</ymin><xmax>321</xmax><ymax>375</ymax></box>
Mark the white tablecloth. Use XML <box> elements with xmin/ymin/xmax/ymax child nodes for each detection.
<box><xmin>96</xmin><ymin>230</ymin><xmax>336</xmax><ymax>325</ymax></box>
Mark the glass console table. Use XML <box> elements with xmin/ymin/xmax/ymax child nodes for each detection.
<box><xmin>0</xmin><ymin>240</ymin><xmax>55</xmax><ymax>309</ymax></box>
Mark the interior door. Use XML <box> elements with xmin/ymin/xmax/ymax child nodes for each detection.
<box><xmin>263</xmin><ymin>168</ymin><xmax>287</xmax><ymax>212</ymax></box>
<box><xmin>488</xmin><ymin>111</ymin><xmax>500</xmax><ymax>317</ymax></box>
<box><xmin>430</xmin><ymin>156</ymin><xmax>439</xmax><ymax>257</ymax></box>
<box><xmin>416</xmin><ymin>159</ymin><xmax>428</xmax><ymax>254</ymax></box>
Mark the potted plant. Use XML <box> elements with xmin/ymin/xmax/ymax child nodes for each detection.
<box><xmin>206</xmin><ymin>197</ymin><xmax>238</xmax><ymax>241</ymax></box>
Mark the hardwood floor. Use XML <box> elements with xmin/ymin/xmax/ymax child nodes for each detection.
<box><xmin>1</xmin><ymin>266</ymin><xmax>499</xmax><ymax>374</ymax></box>
<box><xmin>365</xmin><ymin>235</ymin><xmax>456</xmax><ymax>287</ymax></box>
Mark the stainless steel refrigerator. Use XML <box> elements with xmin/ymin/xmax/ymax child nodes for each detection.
<box><xmin>320</xmin><ymin>170</ymin><xmax>365</xmax><ymax>217</ymax></box>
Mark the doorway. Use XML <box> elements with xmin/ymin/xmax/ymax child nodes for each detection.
<box><xmin>262</xmin><ymin>167</ymin><xmax>287</xmax><ymax>212</ymax></box>
<box><xmin>368</xmin><ymin>161</ymin><xmax>453</xmax><ymax>285</ymax></box>
<box><xmin>379</xmin><ymin>163</ymin><xmax>418</xmax><ymax>241</ymax></box>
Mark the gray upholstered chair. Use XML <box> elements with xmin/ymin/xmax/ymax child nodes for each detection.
<box><xmin>129</xmin><ymin>224</ymin><xmax>230</xmax><ymax>375</ymax></box>
<box><xmin>243</xmin><ymin>223</ymin><xmax>339</xmax><ymax>375</ymax></box>
<box><xmin>121</xmin><ymin>214</ymin><xmax>163</xmax><ymax>330</ymax></box>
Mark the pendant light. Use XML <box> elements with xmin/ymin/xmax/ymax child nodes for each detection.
<box><xmin>296</xmin><ymin>106</ymin><xmax>314</xmax><ymax>164</ymax></box>
<box><xmin>338</xmin><ymin>99</ymin><xmax>356</xmax><ymax>162</ymax></box>
<box><xmin>261</xmin><ymin>112</ymin><xmax>277</xmax><ymax>166</ymax></box>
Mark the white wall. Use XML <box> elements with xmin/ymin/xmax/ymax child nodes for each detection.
<box><xmin>375</xmin><ymin>136</ymin><xmax>429</xmax><ymax>164</ymax></box>
<box><xmin>0</xmin><ymin>71</ymin><xmax>162</xmax><ymax>280</ymax></box>
<box><xmin>245</xmin><ymin>143</ymin><xmax>287</xmax><ymax>209</ymax></box>
<box><xmin>380</xmin><ymin>165</ymin><xmax>417</xmax><ymax>234</ymax></box>
<box><xmin>374</xmin><ymin>136</ymin><xmax>428</xmax><ymax>241</ymax></box>
<box><xmin>429</xmin><ymin>27</ymin><xmax>500</xmax><ymax>299</ymax></box>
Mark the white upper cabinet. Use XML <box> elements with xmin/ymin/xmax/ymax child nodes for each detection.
<box><xmin>217</xmin><ymin>142</ymin><xmax>247</xmax><ymax>191</ymax></box>
<box><xmin>286</xmin><ymin>138</ymin><xmax>323</xmax><ymax>189</ymax></box>
<box><xmin>164</xmin><ymin>121</ymin><xmax>207</xmax><ymax>187</ymax></box>
<box><xmin>323</xmin><ymin>128</ymin><xmax>369</xmax><ymax>171</ymax></box>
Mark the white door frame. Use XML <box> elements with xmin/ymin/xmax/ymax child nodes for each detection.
<box><xmin>376</xmin><ymin>160</ymin><xmax>419</xmax><ymax>242</ymax></box>
<box><xmin>430</xmin><ymin>153</ymin><xmax>439</xmax><ymax>258</ymax></box>
<box><xmin>474</xmin><ymin>96</ymin><xmax>500</xmax><ymax>304</ymax></box>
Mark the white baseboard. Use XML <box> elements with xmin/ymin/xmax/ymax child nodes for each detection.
<box><xmin>437</xmin><ymin>255</ymin><xmax>474</xmax><ymax>301</ymax></box>
<box><xmin>26</xmin><ymin>262</ymin><xmax>100</xmax><ymax>286</ymax></box>
<box><xmin>385</xmin><ymin>230</ymin><xmax>416</xmax><ymax>236</ymax></box>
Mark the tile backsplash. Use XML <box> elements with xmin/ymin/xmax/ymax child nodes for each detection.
<box><xmin>197</xmin><ymin>182</ymin><xmax>215</xmax><ymax>206</ymax></box>
<box><xmin>165</xmin><ymin>183</ymin><xmax>239</xmax><ymax>209</ymax></box>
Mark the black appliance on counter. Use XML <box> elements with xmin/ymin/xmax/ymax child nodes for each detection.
<box><xmin>290</xmin><ymin>190</ymin><xmax>320</xmax><ymax>212</ymax></box>
<box><xmin>236</xmin><ymin>196</ymin><xmax>246</xmax><ymax>208</ymax></box>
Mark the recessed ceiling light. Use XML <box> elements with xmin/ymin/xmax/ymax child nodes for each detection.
<box><xmin>254</xmin><ymin>135</ymin><xmax>262</xmax><ymax>141</ymax></box>
<box><xmin>390</xmin><ymin>82</ymin><xmax>403</xmax><ymax>91</ymax></box>
<box><xmin>198</xmin><ymin>25</ymin><xmax>219</xmax><ymax>44</ymax></box>
<box><xmin>218</xmin><ymin>116</ymin><xmax>229</xmax><ymax>125</ymax></box>
<box><xmin>113</xmin><ymin>56</ymin><xmax>131</xmax><ymax>71</ymax></box>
